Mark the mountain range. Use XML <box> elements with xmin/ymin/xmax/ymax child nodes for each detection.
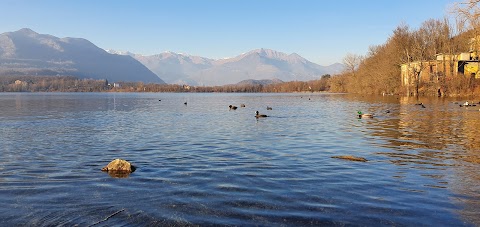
<box><xmin>0</xmin><ymin>28</ymin><xmax>343</xmax><ymax>86</ymax></box>
<box><xmin>0</xmin><ymin>28</ymin><xmax>165</xmax><ymax>83</ymax></box>
<box><xmin>108</xmin><ymin>49</ymin><xmax>344</xmax><ymax>86</ymax></box>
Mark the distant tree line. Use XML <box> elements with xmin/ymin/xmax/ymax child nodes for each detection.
<box><xmin>0</xmin><ymin>75</ymin><xmax>109</xmax><ymax>92</ymax></box>
<box><xmin>111</xmin><ymin>74</ymin><xmax>331</xmax><ymax>93</ymax></box>
<box><xmin>0</xmin><ymin>74</ymin><xmax>333</xmax><ymax>93</ymax></box>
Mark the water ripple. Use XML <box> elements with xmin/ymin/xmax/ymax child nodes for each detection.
<box><xmin>0</xmin><ymin>93</ymin><xmax>479</xmax><ymax>226</ymax></box>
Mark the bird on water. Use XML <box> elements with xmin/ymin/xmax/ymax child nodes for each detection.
<box><xmin>357</xmin><ymin>111</ymin><xmax>373</xmax><ymax>119</ymax></box>
<box><xmin>255</xmin><ymin>111</ymin><xmax>268</xmax><ymax>118</ymax></box>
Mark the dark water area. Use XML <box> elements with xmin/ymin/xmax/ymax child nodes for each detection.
<box><xmin>0</xmin><ymin>92</ymin><xmax>479</xmax><ymax>226</ymax></box>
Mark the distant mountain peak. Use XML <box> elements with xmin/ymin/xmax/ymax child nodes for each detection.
<box><xmin>16</xmin><ymin>28</ymin><xmax>37</xmax><ymax>35</ymax></box>
<box><xmin>248</xmin><ymin>48</ymin><xmax>286</xmax><ymax>57</ymax></box>
<box><xmin>105</xmin><ymin>49</ymin><xmax>135</xmax><ymax>56</ymax></box>
<box><xmin>289</xmin><ymin>52</ymin><xmax>302</xmax><ymax>58</ymax></box>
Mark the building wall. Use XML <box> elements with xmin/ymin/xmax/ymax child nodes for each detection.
<box><xmin>401</xmin><ymin>53</ymin><xmax>478</xmax><ymax>87</ymax></box>
<box><xmin>401</xmin><ymin>61</ymin><xmax>439</xmax><ymax>86</ymax></box>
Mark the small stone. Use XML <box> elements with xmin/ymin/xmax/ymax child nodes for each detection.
<box><xmin>101</xmin><ymin>159</ymin><xmax>136</xmax><ymax>173</ymax></box>
<box><xmin>332</xmin><ymin>155</ymin><xmax>368</xmax><ymax>162</ymax></box>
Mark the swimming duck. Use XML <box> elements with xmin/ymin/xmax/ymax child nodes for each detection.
<box><xmin>266</xmin><ymin>106</ymin><xmax>272</xmax><ymax>110</ymax></box>
<box><xmin>240</xmin><ymin>104</ymin><xmax>246</xmax><ymax>107</ymax></box>
<box><xmin>460</xmin><ymin>101</ymin><xmax>476</xmax><ymax>107</ymax></box>
<box><xmin>229</xmin><ymin>105</ymin><xmax>238</xmax><ymax>110</ymax></box>
<box><xmin>255</xmin><ymin>111</ymin><xmax>268</xmax><ymax>118</ymax></box>
<box><xmin>460</xmin><ymin>101</ymin><xmax>470</xmax><ymax>107</ymax></box>
<box><xmin>357</xmin><ymin>111</ymin><xmax>373</xmax><ymax>119</ymax></box>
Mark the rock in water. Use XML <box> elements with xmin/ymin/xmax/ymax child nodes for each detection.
<box><xmin>101</xmin><ymin>159</ymin><xmax>136</xmax><ymax>173</ymax></box>
<box><xmin>331</xmin><ymin>155</ymin><xmax>367</xmax><ymax>162</ymax></box>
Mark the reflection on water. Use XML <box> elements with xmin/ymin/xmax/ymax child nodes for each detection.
<box><xmin>350</xmin><ymin>95</ymin><xmax>480</xmax><ymax>224</ymax></box>
<box><xmin>0</xmin><ymin>92</ymin><xmax>479</xmax><ymax>226</ymax></box>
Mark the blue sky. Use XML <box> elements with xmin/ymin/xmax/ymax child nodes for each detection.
<box><xmin>0</xmin><ymin>0</ymin><xmax>458</xmax><ymax>65</ymax></box>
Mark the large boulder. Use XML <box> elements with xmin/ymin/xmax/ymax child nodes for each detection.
<box><xmin>101</xmin><ymin>159</ymin><xmax>136</xmax><ymax>173</ymax></box>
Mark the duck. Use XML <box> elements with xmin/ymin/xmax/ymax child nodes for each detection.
<box><xmin>460</xmin><ymin>101</ymin><xmax>470</xmax><ymax>107</ymax></box>
<box><xmin>357</xmin><ymin>111</ymin><xmax>373</xmax><ymax>119</ymax></box>
<box><xmin>184</xmin><ymin>101</ymin><xmax>187</xmax><ymax>105</ymax></box>
<box><xmin>266</xmin><ymin>106</ymin><xmax>272</xmax><ymax>110</ymax></box>
<box><xmin>240</xmin><ymin>104</ymin><xmax>246</xmax><ymax>107</ymax></box>
<box><xmin>460</xmin><ymin>101</ymin><xmax>469</xmax><ymax>107</ymax></box>
<box><xmin>255</xmin><ymin>111</ymin><xmax>268</xmax><ymax>118</ymax></box>
<box><xmin>229</xmin><ymin>105</ymin><xmax>238</xmax><ymax>110</ymax></box>
<box><xmin>460</xmin><ymin>101</ymin><xmax>476</xmax><ymax>107</ymax></box>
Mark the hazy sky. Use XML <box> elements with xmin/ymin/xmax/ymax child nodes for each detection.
<box><xmin>0</xmin><ymin>0</ymin><xmax>458</xmax><ymax>65</ymax></box>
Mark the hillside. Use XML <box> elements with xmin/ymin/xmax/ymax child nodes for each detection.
<box><xmin>0</xmin><ymin>28</ymin><xmax>165</xmax><ymax>83</ymax></box>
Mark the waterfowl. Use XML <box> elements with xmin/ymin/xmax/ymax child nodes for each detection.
<box><xmin>255</xmin><ymin>111</ymin><xmax>268</xmax><ymax>118</ymax></box>
<box><xmin>240</xmin><ymin>104</ymin><xmax>246</xmax><ymax>107</ymax></box>
<box><xmin>184</xmin><ymin>102</ymin><xmax>187</xmax><ymax>105</ymax></box>
<box><xmin>266</xmin><ymin>106</ymin><xmax>272</xmax><ymax>110</ymax></box>
<box><xmin>415</xmin><ymin>102</ymin><xmax>426</xmax><ymax>108</ymax></box>
<box><xmin>460</xmin><ymin>101</ymin><xmax>476</xmax><ymax>107</ymax></box>
<box><xmin>357</xmin><ymin>111</ymin><xmax>373</xmax><ymax>119</ymax></box>
<box><xmin>459</xmin><ymin>101</ymin><xmax>470</xmax><ymax>107</ymax></box>
<box><xmin>229</xmin><ymin>105</ymin><xmax>238</xmax><ymax>110</ymax></box>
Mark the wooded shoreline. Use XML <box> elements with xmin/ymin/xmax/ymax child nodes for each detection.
<box><xmin>1</xmin><ymin>74</ymin><xmax>479</xmax><ymax>97</ymax></box>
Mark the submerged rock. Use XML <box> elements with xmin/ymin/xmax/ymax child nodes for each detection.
<box><xmin>332</xmin><ymin>155</ymin><xmax>368</xmax><ymax>162</ymax></box>
<box><xmin>101</xmin><ymin>159</ymin><xmax>136</xmax><ymax>173</ymax></box>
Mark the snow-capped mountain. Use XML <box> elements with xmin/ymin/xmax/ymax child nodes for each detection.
<box><xmin>117</xmin><ymin>48</ymin><xmax>344</xmax><ymax>86</ymax></box>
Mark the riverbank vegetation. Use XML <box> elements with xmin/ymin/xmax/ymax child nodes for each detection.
<box><xmin>329</xmin><ymin>0</ymin><xmax>480</xmax><ymax>97</ymax></box>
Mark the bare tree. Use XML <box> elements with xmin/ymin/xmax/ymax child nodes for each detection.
<box><xmin>411</xmin><ymin>29</ymin><xmax>430</xmax><ymax>96</ymax></box>
<box><xmin>342</xmin><ymin>53</ymin><xmax>363</xmax><ymax>77</ymax></box>
<box><xmin>453</xmin><ymin>0</ymin><xmax>480</xmax><ymax>53</ymax></box>
<box><xmin>390</xmin><ymin>24</ymin><xmax>416</xmax><ymax>95</ymax></box>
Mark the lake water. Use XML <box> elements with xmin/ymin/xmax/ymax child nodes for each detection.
<box><xmin>1</xmin><ymin>92</ymin><xmax>479</xmax><ymax>226</ymax></box>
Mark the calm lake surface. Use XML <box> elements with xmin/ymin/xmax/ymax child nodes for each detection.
<box><xmin>1</xmin><ymin>92</ymin><xmax>479</xmax><ymax>226</ymax></box>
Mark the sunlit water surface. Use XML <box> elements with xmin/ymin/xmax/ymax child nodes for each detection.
<box><xmin>1</xmin><ymin>92</ymin><xmax>479</xmax><ymax>226</ymax></box>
